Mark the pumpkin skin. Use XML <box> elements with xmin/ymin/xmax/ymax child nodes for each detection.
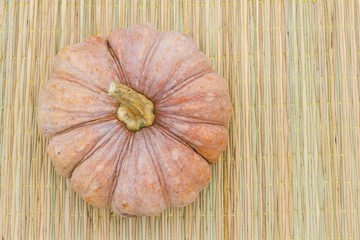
<box><xmin>38</xmin><ymin>23</ymin><xmax>232</xmax><ymax>216</ymax></box>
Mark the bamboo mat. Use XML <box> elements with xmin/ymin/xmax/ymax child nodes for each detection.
<box><xmin>1</xmin><ymin>0</ymin><xmax>360</xmax><ymax>239</ymax></box>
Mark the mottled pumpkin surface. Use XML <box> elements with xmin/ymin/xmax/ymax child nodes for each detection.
<box><xmin>38</xmin><ymin>23</ymin><xmax>232</xmax><ymax>216</ymax></box>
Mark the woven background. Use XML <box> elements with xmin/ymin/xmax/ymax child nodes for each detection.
<box><xmin>1</xmin><ymin>0</ymin><xmax>360</xmax><ymax>239</ymax></box>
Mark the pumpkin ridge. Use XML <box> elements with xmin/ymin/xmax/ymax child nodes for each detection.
<box><xmin>150</xmin><ymin>125</ymin><xmax>212</xmax><ymax>205</ymax></box>
<box><xmin>146</xmin><ymin>58</ymin><xmax>185</xmax><ymax>100</ymax></box>
<box><xmin>153</xmin><ymin>123</ymin><xmax>211</xmax><ymax>169</ymax></box>
<box><xmin>142</xmin><ymin>130</ymin><xmax>171</xmax><ymax>206</ymax></box>
<box><xmin>156</xmin><ymin>111</ymin><xmax>226</xmax><ymax>127</ymax></box>
<box><xmin>154</xmin><ymin>68</ymin><xmax>213</xmax><ymax>103</ymax></box>
<box><xmin>149</xmin><ymin>55</ymin><xmax>212</xmax><ymax>102</ymax></box>
<box><xmin>108</xmin><ymin>130</ymin><xmax>133</xmax><ymax>208</ymax></box>
<box><xmin>69</xmin><ymin>123</ymin><xmax>123</xmax><ymax>178</ymax></box>
<box><xmin>48</xmin><ymin>114</ymin><xmax>116</xmax><ymax>137</ymax></box>
<box><xmin>106</xmin><ymin>41</ymin><xmax>130</xmax><ymax>87</ymax></box>
<box><xmin>104</xmin><ymin>129</ymin><xmax>130</xmax><ymax>207</ymax></box>
<box><xmin>48</xmin><ymin>118</ymin><xmax>120</xmax><ymax>177</ymax></box>
<box><xmin>112</xmin><ymin>132</ymin><xmax>169</xmax><ymax>216</ymax></box>
<box><xmin>156</xmin><ymin>116</ymin><xmax>229</xmax><ymax>163</ymax></box>
<box><xmin>153</xmin><ymin>122</ymin><xmax>218</xmax><ymax>165</ymax></box>
<box><xmin>139</xmin><ymin>32</ymin><xmax>163</xmax><ymax>91</ymax></box>
<box><xmin>130</xmin><ymin>134</ymin><xmax>141</xmax><ymax>215</ymax></box>
<box><xmin>44</xmin><ymin>107</ymin><xmax>114</xmax><ymax>116</ymax></box>
<box><xmin>53</xmin><ymin>72</ymin><xmax>111</xmax><ymax>97</ymax></box>
<box><xmin>53</xmin><ymin>36</ymin><xmax>122</xmax><ymax>93</ymax></box>
<box><xmin>71</xmin><ymin>128</ymin><xmax>125</xmax><ymax>206</ymax></box>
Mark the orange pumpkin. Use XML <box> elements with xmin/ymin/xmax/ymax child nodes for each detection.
<box><xmin>38</xmin><ymin>23</ymin><xmax>232</xmax><ymax>216</ymax></box>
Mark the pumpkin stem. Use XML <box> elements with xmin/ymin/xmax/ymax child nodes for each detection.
<box><xmin>108</xmin><ymin>81</ymin><xmax>155</xmax><ymax>132</ymax></box>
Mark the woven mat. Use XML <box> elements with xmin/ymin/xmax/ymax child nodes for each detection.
<box><xmin>1</xmin><ymin>0</ymin><xmax>360</xmax><ymax>239</ymax></box>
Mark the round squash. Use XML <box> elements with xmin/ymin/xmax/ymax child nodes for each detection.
<box><xmin>38</xmin><ymin>23</ymin><xmax>232</xmax><ymax>216</ymax></box>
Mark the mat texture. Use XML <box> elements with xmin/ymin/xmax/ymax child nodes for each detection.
<box><xmin>1</xmin><ymin>0</ymin><xmax>360</xmax><ymax>239</ymax></box>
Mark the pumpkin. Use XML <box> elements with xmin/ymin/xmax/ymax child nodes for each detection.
<box><xmin>38</xmin><ymin>23</ymin><xmax>232</xmax><ymax>216</ymax></box>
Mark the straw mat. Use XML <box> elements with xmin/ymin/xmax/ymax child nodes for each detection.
<box><xmin>1</xmin><ymin>0</ymin><xmax>360</xmax><ymax>239</ymax></box>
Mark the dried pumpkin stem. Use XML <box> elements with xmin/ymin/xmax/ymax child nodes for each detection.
<box><xmin>108</xmin><ymin>81</ymin><xmax>155</xmax><ymax>132</ymax></box>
